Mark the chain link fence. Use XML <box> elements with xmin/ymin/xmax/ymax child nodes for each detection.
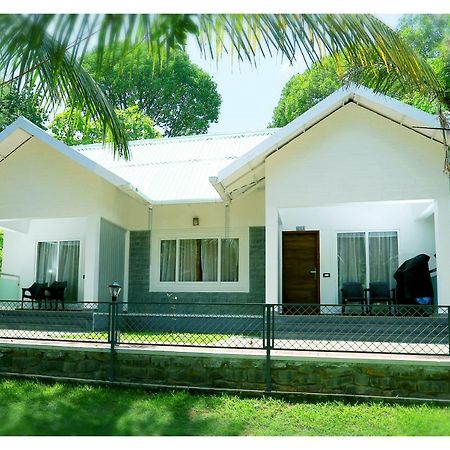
<box><xmin>0</xmin><ymin>300</ymin><xmax>449</xmax><ymax>355</ymax></box>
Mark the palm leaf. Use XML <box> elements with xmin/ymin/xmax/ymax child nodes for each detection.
<box><xmin>0</xmin><ymin>14</ymin><xmax>445</xmax><ymax>158</ymax></box>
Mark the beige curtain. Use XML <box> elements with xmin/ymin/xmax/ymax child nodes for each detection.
<box><xmin>160</xmin><ymin>240</ymin><xmax>176</xmax><ymax>281</ymax></box>
<box><xmin>58</xmin><ymin>241</ymin><xmax>80</xmax><ymax>301</ymax></box>
<box><xmin>221</xmin><ymin>238</ymin><xmax>239</xmax><ymax>282</ymax></box>
<box><xmin>36</xmin><ymin>242</ymin><xmax>58</xmax><ymax>285</ymax></box>
<box><xmin>337</xmin><ymin>232</ymin><xmax>366</xmax><ymax>291</ymax></box>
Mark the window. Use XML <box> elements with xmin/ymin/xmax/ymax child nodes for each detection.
<box><xmin>36</xmin><ymin>240</ymin><xmax>80</xmax><ymax>302</ymax></box>
<box><xmin>160</xmin><ymin>238</ymin><xmax>239</xmax><ymax>283</ymax></box>
<box><xmin>337</xmin><ymin>231</ymin><xmax>398</xmax><ymax>291</ymax></box>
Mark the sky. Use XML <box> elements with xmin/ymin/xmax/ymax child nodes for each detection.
<box><xmin>187</xmin><ymin>14</ymin><xmax>403</xmax><ymax>135</ymax></box>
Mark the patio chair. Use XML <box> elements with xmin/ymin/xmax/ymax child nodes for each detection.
<box><xmin>21</xmin><ymin>282</ymin><xmax>48</xmax><ymax>309</ymax></box>
<box><xmin>341</xmin><ymin>282</ymin><xmax>368</xmax><ymax>315</ymax></box>
<box><xmin>45</xmin><ymin>281</ymin><xmax>68</xmax><ymax>310</ymax></box>
<box><xmin>367</xmin><ymin>282</ymin><xmax>396</xmax><ymax>315</ymax></box>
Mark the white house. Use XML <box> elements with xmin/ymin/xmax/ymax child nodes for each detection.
<box><xmin>0</xmin><ymin>86</ymin><xmax>448</xmax><ymax>310</ymax></box>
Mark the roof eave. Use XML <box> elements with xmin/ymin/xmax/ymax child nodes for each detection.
<box><xmin>217</xmin><ymin>85</ymin><xmax>444</xmax><ymax>193</ymax></box>
<box><xmin>0</xmin><ymin>117</ymin><xmax>153</xmax><ymax>207</ymax></box>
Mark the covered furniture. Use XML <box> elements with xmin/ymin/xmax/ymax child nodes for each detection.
<box><xmin>341</xmin><ymin>282</ymin><xmax>368</xmax><ymax>315</ymax></box>
<box><xmin>367</xmin><ymin>282</ymin><xmax>396</xmax><ymax>315</ymax></box>
<box><xmin>21</xmin><ymin>283</ymin><xmax>48</xmax><ymax>309</ymax></box>
<box><xmin>393</xmin><ymin>254</ymin><xmax>434</xmax><ymax>305</ymax></box>
<box><xmin>45</xmin><ymin>281</ymin><xmax>68</xmax><ymax>310</ymax></box>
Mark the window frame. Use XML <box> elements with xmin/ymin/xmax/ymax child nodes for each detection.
<box><xmin>150</xmin><ymin>227</ymin><xmax>249</xmax><ymax>292</ymax></box>
<box><xmin>336</xmin><ymin>229</ymin><xmax>399</xmax><ymax>292</ymax></box>
<box><xmin>34</xmin><ymin>239</ymin><xmax>82</xmax><ymax>299</ymax></box>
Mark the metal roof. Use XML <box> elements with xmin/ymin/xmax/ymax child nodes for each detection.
<box><xmin>76</xmin><ymin>130</ymin><xmax>276</xmax><ymax>204</ymax></box>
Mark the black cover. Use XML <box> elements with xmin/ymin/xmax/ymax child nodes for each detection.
<box><xmin>393</xmin><ymin>254</ymin><xmax>434</xmax><ymax>304</ymax></box>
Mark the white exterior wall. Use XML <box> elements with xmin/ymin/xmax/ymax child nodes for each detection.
<box><xmin>0</xmin><ymin>138</ymin><xmax>149</xmax><ymax>230</ymax></box>
<box><xmin>265</xmin><ymin>103</ymin><xmax>450</xmax><ymax>305</ymax></box>
<box><xmin>149</xmin><ymin>189</ymin><xmax>265</xmax><ymax>292</ymax></box>
<box><xmin>151</xmin><ymin>189</ymin><xmax>265</xmax><ymax>230</ymax></box>
<box><xmin>0</xmin><ymin>137</ymin><xmax>151</xmax><ymax>301</ymax></box>
<box><xmin>279</xmin><ymin>202</ymin><xmax>435</xmax><ymax>304</ymax></box>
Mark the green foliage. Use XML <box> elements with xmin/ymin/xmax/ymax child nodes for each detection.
<box><xmin>271</xmin><ymin>14</ymin><xmax>450</xmax><ymax>127</ymax></box>
<box><xmin>0</xmin><ymin>83</ymin><xmax>49</xmax><ymax>131</ymax></box>
<box><xmin>82</xmin><ymin>47</ymin><xmax>221</xmax><ymax>137</ymax></box>
<box><xmin>270</xmin><ymin>58</ymin><xmax>342</xmax><ymax>127</ymax></box>
<box><xmin>397</xmin><ymin>15</ymin><xmax>450</xmax><ymax>59</ymax></box>
<box><xmin>50</xmin><ymin>105</ymin><xmax>161</xmax><ymax>145</ymax></box>
<box><xmin>1</xmin><ymin>15</ymin><xmax>446</xmax><ymax>155</ymax></box>
<box><xmin>1</xmin><ymin>379</ymin><xmax>450</xmax><ymax>435</ymax></box>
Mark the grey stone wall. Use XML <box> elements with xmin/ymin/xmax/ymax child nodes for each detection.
<box><xmin>1</xmin><ymin>345</ymin><xmax>449</xmax><ymax>400</ymax></box>
<box><xmin>128</xmin><ymin>227</ymin><xmax>266</xmax><ymax>309</ymax></box>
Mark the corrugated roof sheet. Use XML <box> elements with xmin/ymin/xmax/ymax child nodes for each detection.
<box><xmin>75</xmin><ymin>130</ymin><xmax>276</xmax><ymax>204</ymax></box>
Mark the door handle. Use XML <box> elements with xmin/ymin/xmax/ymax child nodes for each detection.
<box><xmin>309</xmin><ymin>269</ymin><xmax>317</xmax><ymax>280</ymax></box>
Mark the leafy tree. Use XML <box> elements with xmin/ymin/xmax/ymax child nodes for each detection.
<box><xmin>83</xmin><ymin>48</ymin><xmax>220</xmax><ymax>137</ymax></box>
<box><xmin>0</xmin><ymin>83</ymin><xmax>49</xmax><ymax>131</ymax></box>
<box><xmin>271</xmin><ymin>15</ymin><xmax>450</xmax><ymax>127</ymax></box>
<box><xmin>397</xmin><ymin>15</ymin><xmax>450</xmax><ymax>58</ymax></box>
<box><xmin>270</xmin><ymin>58</ymin><xmax>342</xmax><ymax>127</ymax></box>
<box><xmin>0</xmin><ymin>14</ymin><xmax>445</xmax><ymax>157</ymax></box>
<box><xmin>50</xmin><ymin>105</ymin><xmax>161</xmax><ymax>145</ymax></box>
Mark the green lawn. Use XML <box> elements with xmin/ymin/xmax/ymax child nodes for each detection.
<box><xmin>0</xmin><ymin>379</ymin><xmax>449</xmax><ymax>435</ymax></box>
<box><xmin>65</xmin><ymin>331</ymin><xmax>238</xmax><ymax>344</ymax></box>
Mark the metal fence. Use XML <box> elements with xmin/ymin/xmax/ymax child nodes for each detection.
<box><xmin>0</xmin><ymin>300</ymin><xmax>449</xmax><ymax>356</ymax></box>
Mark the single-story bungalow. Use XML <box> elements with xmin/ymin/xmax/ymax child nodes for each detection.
<box><xmin>0</xmin><ymin>85</ymin><xmax>448</xmax><ymax>310</ymax></box>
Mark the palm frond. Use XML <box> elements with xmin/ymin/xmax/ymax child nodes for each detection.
<box><xmin>0</xmin><ymin>15</ymin><xmax>128</xmax><ymax>158</ymax></box>
<box><xmin>0</xmin><ymin>14</ymin><xmax>446</xmax><ymax>158</ymax></box>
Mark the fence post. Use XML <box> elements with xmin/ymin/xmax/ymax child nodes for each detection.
<box><xmin>108</xmin><ymin>301</ymin><xmax>118</xmax><ymax>381</ymax></box>
<box><xmin>264</xmin><ymin>304</ymin><xmax>273</xmax><ymax>393</ymax></box>
<box><xmin>448</xmin><ymin>306</ymin><xmax>450</xmax><ymax>356</ymax></box>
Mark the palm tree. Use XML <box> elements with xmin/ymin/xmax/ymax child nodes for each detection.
<box><xmin>0</xmin><ymin>14</ymin><xmax>445</xmax><ymax>158</ymax></box>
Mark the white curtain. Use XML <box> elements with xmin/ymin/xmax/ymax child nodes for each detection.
<box><xmin>221</xmin><ymin>238</ymin><xmax>239</xmax><ymax>282</ymax></box>
<box><xmin>179</xmin><ymin>239</ymin><xmax>218</xmax><ymax>281</ymax></box>
<box><xmin>337</xmin><ymin>232</ymin><xmax>366</xmax><ymax>291</ymax></box>
<box><xmin>179</xmin><ymin>239</ymin><xmax>199</xmax><ymax>281</ymax></box>
<box><xmin>201</xmin><ymin>239</ymin><xmax>218</xmax><ymax>281</ymax></box>
<box><xmin>58</xmin><ymin>241</ymin><xmax>80</xmax><ymax>302</ymax></box>
<box><xmin>369</xmin><ymin>232</ymin><xmax>398</xmax><ymax>289</ymax></box>
<box><xmin>36</xmin><ymin>242</ymin><xmax>58</xmax><ymax>285</ymax></box>
<box><xmin>160</xmin><ymin>240</ymin><xmax>176</xmax><ymax>281</ymax></box>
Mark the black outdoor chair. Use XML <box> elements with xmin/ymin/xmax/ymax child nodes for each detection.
<box><xmin>21</xmin><ymin>282</ymin><xmax>48</xmax><ymax>309</ymax></box>
<box><xmin>45</xmin><ymin>281</ymin><xmax>68</xmax><ymax>310</ymax></box>
<box><xmin>367</xmin><ymin>282</ymin><xmax>396</xmax><ymax>315</ymax></box>
<box><xmin>341</xmin><ymin>282</ymin><xmax>368</xmax><ymax>315</ymax></box>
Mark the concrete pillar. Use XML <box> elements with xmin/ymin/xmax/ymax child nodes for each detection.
<box><xmin>265</xmin><ymin>205</ymin><xmax>280</xmax><ymax>304</ymax></box>
<box><xmin>434</xmin><ymin>197</ymin><xmax>450</xmax><ymax>306</ymax></box>
<box><xmin>83</xmin><ymin>215</ymin><xmax>101</xmax><ymax>302</ymax></box>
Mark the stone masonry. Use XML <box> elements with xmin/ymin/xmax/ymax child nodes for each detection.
<box><xmin>0</xmin><ymin>344</ymin><xmax>449</xmax><ymax>400</ymax></box>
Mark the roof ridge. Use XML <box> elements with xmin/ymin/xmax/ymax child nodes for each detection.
<box><xmin>74</xmin><ymin>128</ymin><xmax>279</xmax><ymax>151</ymax></box>
<box><xmin>101</xmin><ymin>155</ymin><xmax>239</xmax><ymax>168</ymax></box>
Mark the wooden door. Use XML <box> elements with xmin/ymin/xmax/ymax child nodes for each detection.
<box><xmin>282</xmin><ymin>231</ymin><xmax>320</xmax><ymax>309</ymax></box>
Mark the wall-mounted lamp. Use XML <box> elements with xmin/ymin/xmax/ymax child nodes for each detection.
<box><xmin>193</xmin><ymin>217</ymin><xmax>199</xmax><ymax>226</ymax></box>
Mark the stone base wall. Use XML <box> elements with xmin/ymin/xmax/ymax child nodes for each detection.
<box><xmin>0</xmin><ymin>344</ymin><xmax>449</xmax><ymax>400</ymax></box>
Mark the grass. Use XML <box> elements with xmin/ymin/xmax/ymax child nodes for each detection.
<box><xmin>64</xmin><ymin>331</ymin><xmax>237</xmax><ymax>344</ymax></box>
<box><xmin>0</xmin><ymin>378</ymin><xmax>449</xmax><ymax>436</ymax></box>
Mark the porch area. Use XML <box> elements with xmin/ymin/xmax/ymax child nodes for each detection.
<box><xmin>273</xmin><ymin>199</ymin><xmax>442</xmax><ymax>310</ymax></box>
